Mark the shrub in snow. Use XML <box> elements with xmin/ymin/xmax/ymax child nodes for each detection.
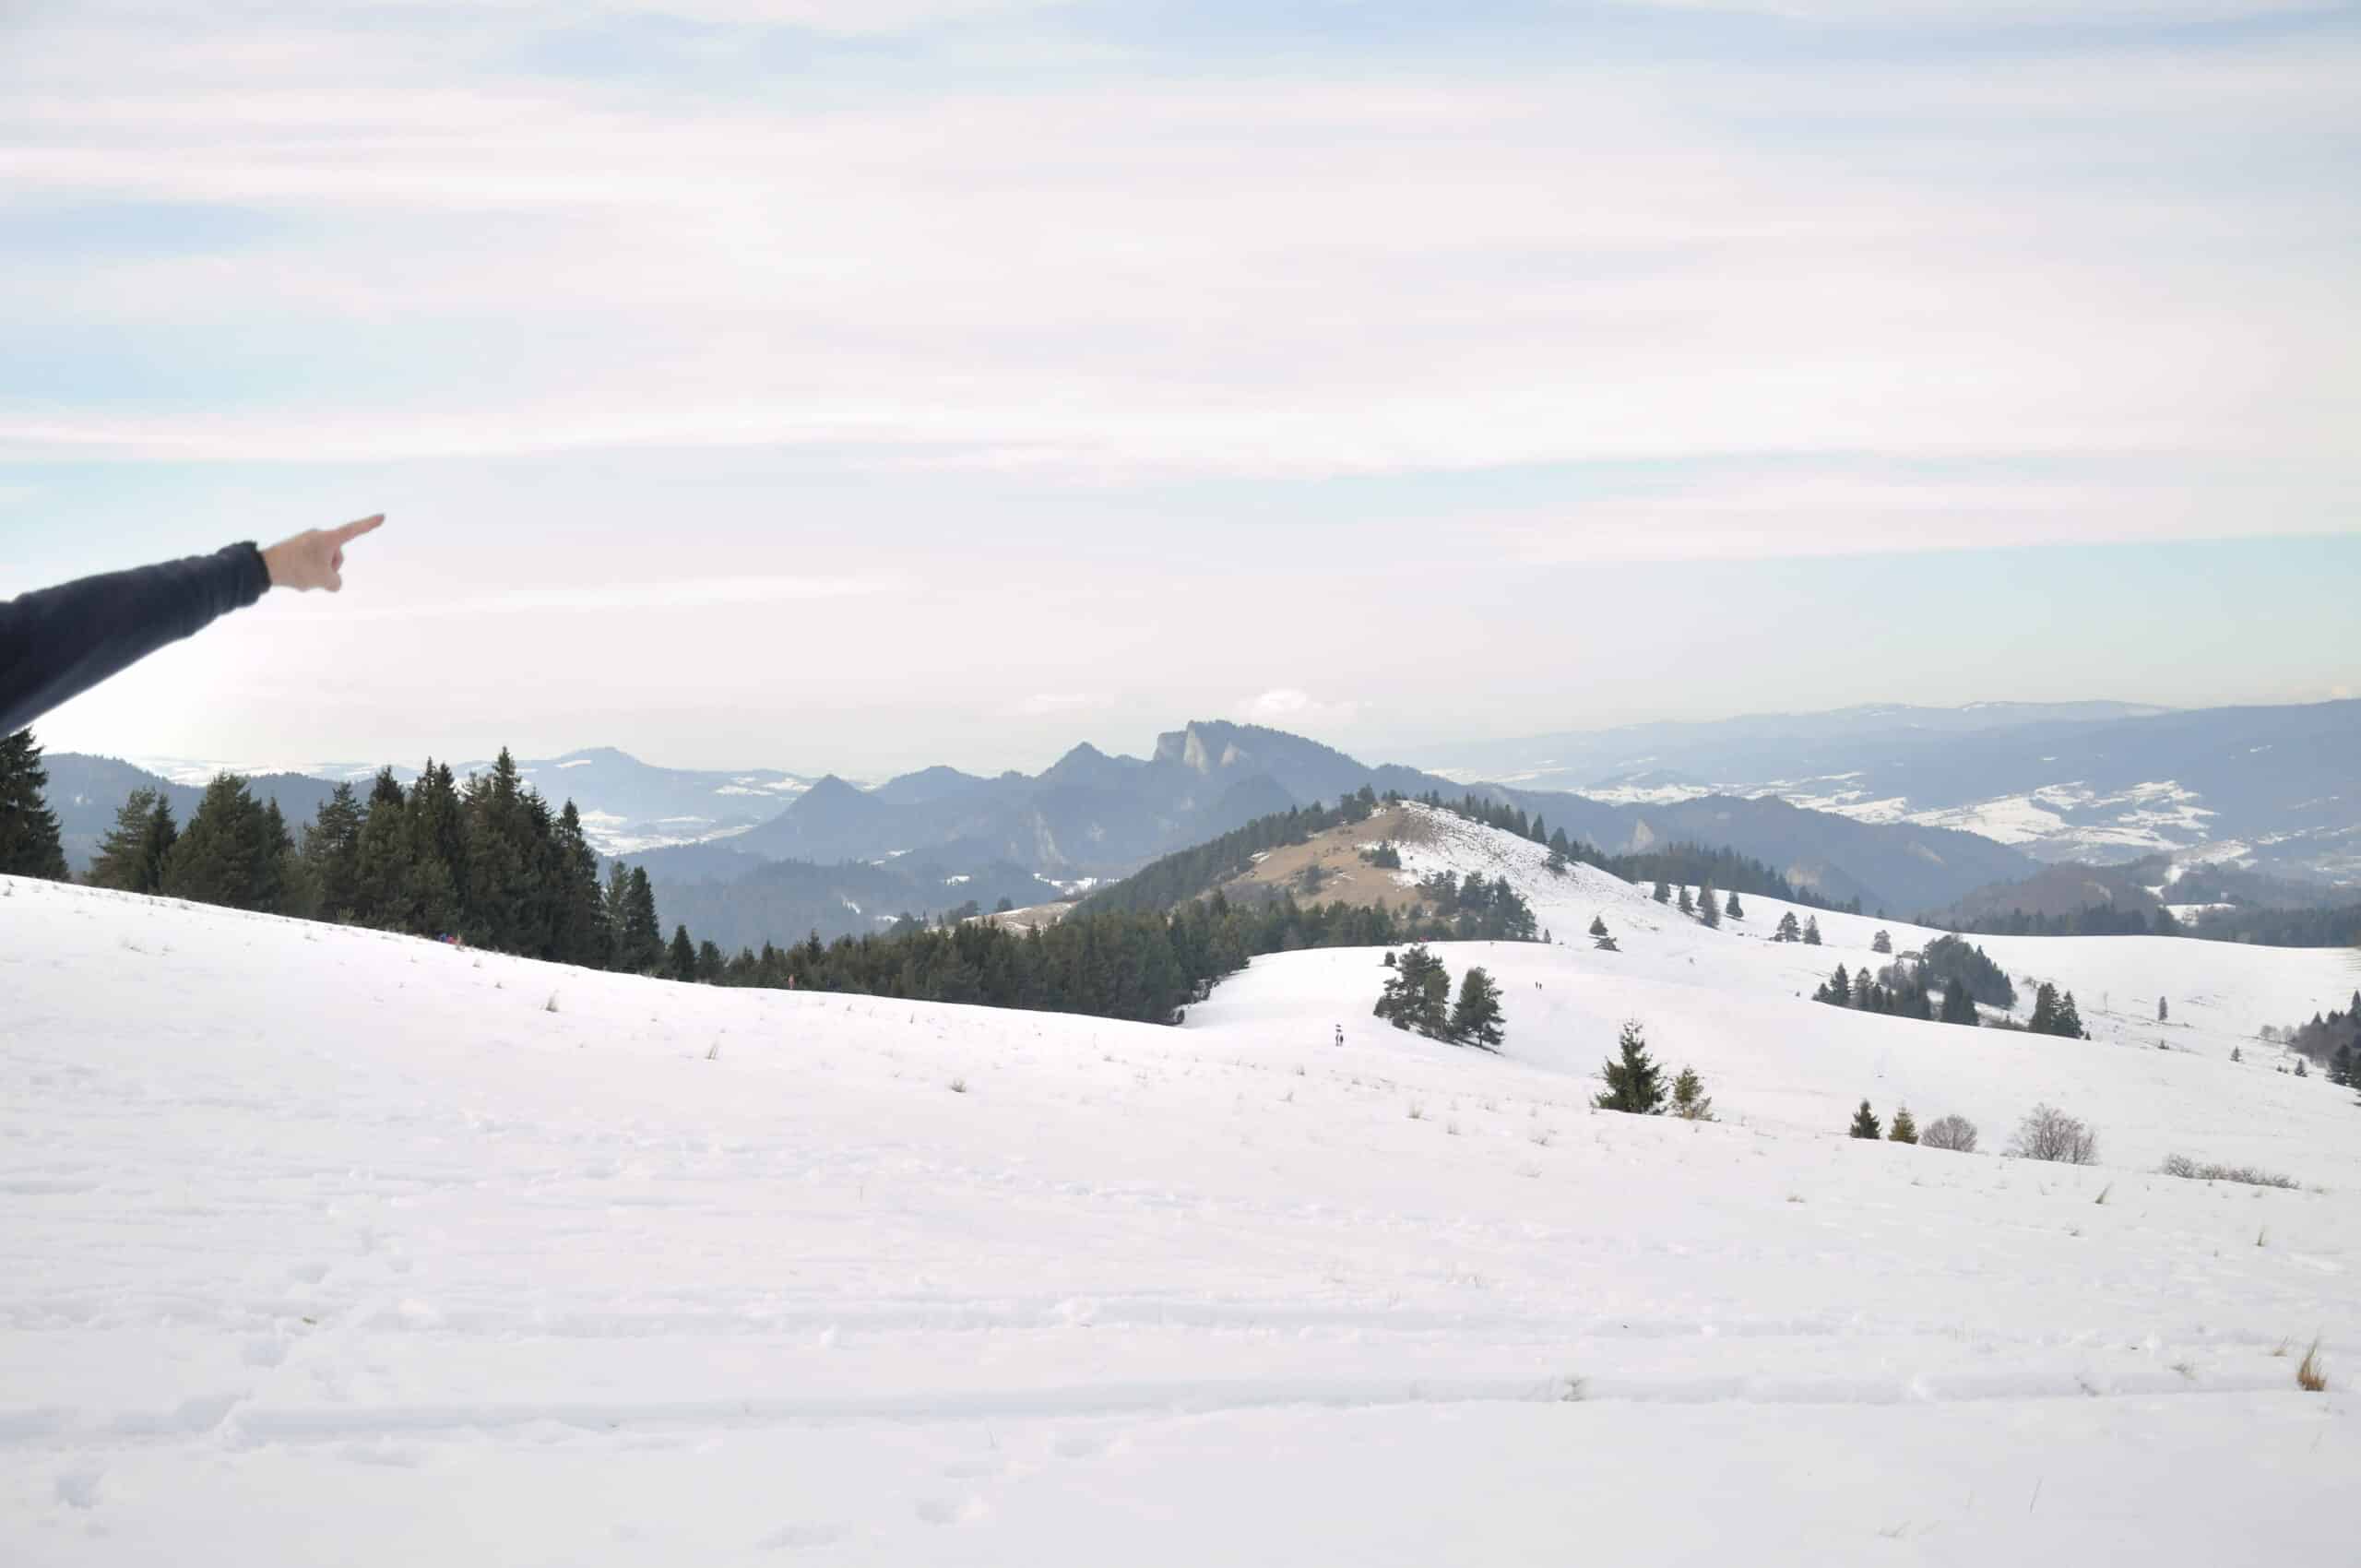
<box><xmin>2008</xmin><ymin>1104</ymin><xmax>2098</xmax><ymax>1165</ymax></box>
<box><xmin>2159</xmin><ymin>1154</ymin><xmax>2297</xmax><ymax>1189</ymax></box>
<box><xmin>1920</xmin><ymin>1115</ymin><xmax>1978</xmax><ymax>1152</ymax></box>
<box><xmin>1848</xmin><ymin>1100</ymin><xmax>1882</xmax><ymax>1140</ymax></box>
<box><xmin>2296</xmin><ymin>1339</ymin><xmax>2328</xmax><ymax>1393</ymax></box>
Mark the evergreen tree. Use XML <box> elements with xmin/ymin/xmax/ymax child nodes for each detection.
<box><xmin>552</xmin><ymin>802</ymin><xmax>610</xmax><ymax>968</ymax></box>
<box><xmin>603</xmin><ymin>861</ymin><xmax>633</xmax><ymax>967</ymax></box>
<box><xmin>0</xmin><ymin>730</ymin><xmax>70</xmax><ymax>882</ymax></box>
<box><xmin>1669</xmin><ymin>1065</ymin><xmax>1714</xmax><ymax>1122</ymax></box>
<box><xmin>162</xmin><ymin>775</ymin><xmax>281</xmax><ymax>910</ymax></box>
<box><xmin>1595</xmin><ymin>1021</ymin><xmax>1667</xmax><ymax>1114</ymax></box>
<box><xmin>1774</xmin><ymin>910</ymin><xmax>1801</xmax><ymax>944</ymax></box>
<box><xmin>695</xmin><ymin>938</ymin><xmax>726</xmax><ymax>984</ymax></box>
<box><xmin>1871</xmin><ymin>929</ymin><xmax>1892</xmax><ymax>955</ymax></box>
<box><xmin>302</xmin><ymin>782</ymin><xmax>366</xmax><ymax>921</ymax></box>
<box><xmin>1677</xmin><ymin>885</ymin><xmax>1695</xmax><ymax>915</ymax></box>
<box><xmin>2029</xmin><ymin>982</ymin><xmax>2062</xmax><ymax>1036</ymax></box>
<box><xmin>1802</xmin><ymin>917</ymin><xmax>1822</xmax><ymax>946</ymax></box>
<box><xmin>1588</xmin><ymin>914</ymin><xmax>1608</xmax><ymax>939</ymax></box>
<box><xmin>668</xmin><ymin>924</ymin><xmax>698</xmax><ymax>982</ymax></box>
<box><xmin>2054</xmin><ymin>990</ymin><xmax>2087</xmax><ymax>1039</ymax></box>
<box><xmin>1849</xmin><ymin>1099</ymin><xmax>1882</xmax><ymax>1139</ymax></box>
<box><xmin>1448</xmin><ymin>966</ymin><xmax>1505</xmax><ymax>1051</ymax></box>
<box><xmin>1940</xmin><ymin>981</ymin><xmax>1979</xmax><ymax>1026</ymax></box>
<box><xmin>1815</xmin><ymin>964</ymin><xmax>1852</xmax><ymax>1005</ymax></box>
<box><xmin>622</xmin><ymin>867</ymin><xmax>664</xmax><ymax>973</ymax></box>
<box><xmin>2328</xmin><ymin>1039</ymin><xmax>2353</xmax><ymax>1087</ymax></box>
<box><xmin>350</xmin><ymin>768</ymin><xmax>410</xmax><ymax>928</ymax></box>
<box><xmin>1725</xmin><ymin>891</ymin><xmax>1743</xmax><ymax>921</ymax></box>
<box><xmin>2294</xmin><ymin>1057</ymin><xmax>2308</xmax><ymax>1078</ymax></box>
<box><xmin>90</xmin><ymin>788</ymin><xmax>169</xmax><ymax>893</ymax></box>
<box><xmin>1653</xmin><ymin>880</ymin><xmax>1672</xmax><ymax>905</ymax></box>
<box><xmin>1697</xmin><ymin>880</ymin><xmax>1720</xmax><ymax>928</ymax></box>
<box><xmin>1888</xmin><ymin>1106</ymin><xmax>1918</xmax><ymax>1144</ymax></box>
<box><xmin>2157</xmin><ymin>995</ymin><xmax>2169</xmax><ymax>1023</ymax></box>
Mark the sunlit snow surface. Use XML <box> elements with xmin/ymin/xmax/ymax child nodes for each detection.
<box><xmin>4</xmin><ymin>832</ymin><xmax>2358</xmax><ymax>1565</ymax></box>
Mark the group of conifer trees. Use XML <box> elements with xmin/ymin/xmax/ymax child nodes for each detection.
<box><xmin>1371</xmin><ymin>944</ymin><xmax>1505</xmax><ymax>1049</ymax></box>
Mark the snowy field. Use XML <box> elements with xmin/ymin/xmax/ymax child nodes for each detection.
<box><xmin>4</xmin><ymin>837</ymin><xmax>2359</xmax><ymax>1564</ymax></box>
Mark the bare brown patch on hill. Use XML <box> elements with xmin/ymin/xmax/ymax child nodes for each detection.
<box><xmin>1219</xmin><ymin>804</ymin><xmax>1428</xmax><ymax>913</ymax></box>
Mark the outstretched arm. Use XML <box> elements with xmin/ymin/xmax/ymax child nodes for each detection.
<box><xmin>0</xmin><ymin>516</ymin><xmax>383</xmax><ymax>736</ymax></box>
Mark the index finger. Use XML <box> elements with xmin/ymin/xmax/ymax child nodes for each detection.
<box><xmin>329</xmin><ymin>514</ymin><xmax>386</xmax><ymax>545</ymax></box>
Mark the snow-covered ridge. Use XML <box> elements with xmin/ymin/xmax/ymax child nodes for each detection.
<box><xmin>3</xmin><ymin>871</ymin><xmax>2356</xmax><ymax>1562</ymax></box>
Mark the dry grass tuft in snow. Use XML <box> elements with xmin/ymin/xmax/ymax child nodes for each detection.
<box><xmin>2159</xmin><ymin>1154</ymin><xmax>2298</xmax><ymax>1189</ymax></box>
<box><xmin>2296</xmin><ymin>1339</ymin><xmax>2329</xmax><ymax>1393</ymax></box>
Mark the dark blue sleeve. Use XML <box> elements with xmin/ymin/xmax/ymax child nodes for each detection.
<box><xmin>0</xmin><ymin>543</ymin><xmax>272</xmax><ymax>736</ymax></box>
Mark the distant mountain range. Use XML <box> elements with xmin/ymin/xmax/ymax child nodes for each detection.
<box><xmin>1415</xmin><ymin>699</ymin><xmax>2360</xmax><ymax>888</ymax></box>
<box><xmin>42</xmin><ymin>696</ymin><xmax>2356</xmax><ymax>952</ymax></box>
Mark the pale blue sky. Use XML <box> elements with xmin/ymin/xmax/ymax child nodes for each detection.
<box><xmin>2</xmin><ymin>0</ymin><xmax>2355</xmax><ymax>775</ymax></box>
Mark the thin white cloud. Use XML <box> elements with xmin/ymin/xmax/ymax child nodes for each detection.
<box><xmin>1239</xmin><ymin>689</ymin><xmax>1367</xmax><ymax>731</ymax></box>
<box><xmin>301</xmin><ymin>576</ymin><xmax>907</xmax><ymax>620</ymax></box>
<box><xmin>1010</xmin><ymin>693</ymin><xmax>1103</xmax><ymax>718</ymax></box>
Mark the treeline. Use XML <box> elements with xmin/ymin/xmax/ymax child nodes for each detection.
<box><xmin>1935</xmin><ymin>897</ymin><xmax>2361</xmax><ymax>949</ymax></box>
<box><xmin>2188</xmin><ymin>903</ymin><xmax>2361</xmax><ymax>949</ymax></box>
<box><xmin>2272</xmin><ymin>992</ymin><xmax>2360</xmax><ymax>1072</ymax></box>
<box><xmin>1933</xmin><ymin>903</ymin><xmax>2179</xmax><ymax>938</ymax></box>
<box><xmin>1413</xmin><ymin>792</ymin><xmax>1855</xmax><ymax>913</ymax></box>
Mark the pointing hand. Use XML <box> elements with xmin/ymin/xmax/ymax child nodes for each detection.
<box><xmin>264</xmin><ymin>515</ymin><xmax>385</xmax><ymax>594</ymax></box>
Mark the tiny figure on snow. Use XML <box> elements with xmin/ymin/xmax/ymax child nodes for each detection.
<box><xmin>1334</xmin><ymin>1024</ymin><xmax>1344</xmax><ymax>1048</ymax></box>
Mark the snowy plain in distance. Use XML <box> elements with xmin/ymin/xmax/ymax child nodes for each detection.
<box><xmin>3</xmin><ymin>806</ymin><xmax>2357</xmax><ymax>1565</ymax></box>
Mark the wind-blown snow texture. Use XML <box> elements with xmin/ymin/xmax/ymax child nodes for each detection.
<box><xmin>4</xmin><ymin>810</ymin><xmax>2357</xmax><ymax>1564</ymax></box>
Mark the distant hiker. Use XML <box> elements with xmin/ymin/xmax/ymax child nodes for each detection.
<box><xmin>0</xmin><ymin>517</ymin><xmax>386</xmax><ymax>735</ymax></box>
<box><xmin>1334</xmin><ymin>1024</ymin><xmax>1344</xmax><ymax>1048</ymax></box>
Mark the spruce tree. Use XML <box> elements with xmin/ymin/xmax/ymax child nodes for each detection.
<box><xmin>1697</xmin><ymin>881</ymin><xmax>1720</xmax><ymax>928</ymax></box>
<box><xmin>161</xmin><ymin>776</ymin><xmax>270</xmax><ymax>909</ymax></box>
<box><xmin>1802</xmin><ymin>917</ymin><xmax>1822</xmax><ymax>946</ymax></box>
<box><xmin>695</xmin><ymin>938</ymin><xmax>726</xmax><ymax>984</ymax></box>
<box><xmin>668</xmin><ymin>924</ymin><xmax>698</xmax><ymax>982</ymax></box>
<box><xmin>623</xmin><ymin>867</ymin><xmax>664</xmax><ymax>973</ymax></box>
<box><xmin>1595</xmin><ymin>1021</ymin><xmax>1667</xmax><ymax>1114</ymax></box>
<box><xmin>1774</xmin><ymin>910</ymin><xmax>1801</xmax><ymax>943</ymax></box>
<box><xmin>2328</xmin><ymin>1040</ymin><xmax>2353</xmax><ymax>1087</ymax></box>
<box><xmin>303</xmin><ymin>782</ymin><xmax>366</xmax><ymax>921</ymax></box>
<box><xmin>1447</xmin><ymin>966</ymin><xmax>1505</xmax><ymax>1051</ymax></box>
<box><xmin>2054</xmin><ymin>990</ymin><xmax>2086</xmax><ymax>1039</ymax></box>
<box><xmin>1940</xmin><ymin>982</ymin><xmax>1978</xmax><ymax>1027</ymax></box>
<box><xmin>90</xmin><ymin>788</ymin><xmax>167</xmax><ymax>893</ymax></box>
<box><xmin>2029</xmin><ymin>982</ymin><xmax>2062</xmax><ymax>1036</ymax></box>
<box><xmin>1888</xmin><ymin>1106</ymin><xmax>1918</xmax><ymax>1144</ymax></box>
<box><xmin>2157</xmin><ymin>995</ymin><xmax>2168</xmax><ymax>1023</ymax></box>
<box><xmin>1653</xmin><ymin>880</ymin><xmax>1671</xmax><ymax>904</ymax></box>
<box><xmin>1669</xmin><ymin>1065</ymin><xmax>1714</xmax><ymax>1122</ymax></box>
<box><xmin>1871</xmin><ymin>930</ymin><xmax>1892</xmax><ymax>955</ymax></box>
<box><xmin>1677</xmin><ymin>885</ymin><xmax>1695</xmax><ymax>916</ymax></box>
<box><xmin>350</xmin><ymin>767</ymin><xmax>409</xmax><ymax>928</ymax></box>
<box><xmin>1849</xmin><ymin>1099</ymin><xmax>1882</xmax><ymax>1139</ymax></box>
<box><xmin>0</xmin><ymin>730</ymin><xmax>70</xmax><ymax>882</ymax></box>
<box><xmin>1725</xmin><ymin>891</ymin><xmax>1743</xmax><ymax>921</ymax></box>
<box><xmin>1588</xmin><ymin>914</ymin><xmax>1608</xmax><ymax>939</ymax></box>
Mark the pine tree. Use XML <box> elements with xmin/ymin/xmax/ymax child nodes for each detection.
<box><xmin>2054</xmin><ymin>990</ymin><xmax>2086</xmax><ymax>1039</ymax></box>
<box><xmin>302</xmin><ymin>782</ymin><xmax>366</xmax><ymax>921</ymax></box>
<box><xmin>0</xmin><ymin>730</ymin><xmax>70</xmax><ymax>881</ymax></box>
<box><xmin>1676</xmin><ymin>885</ymin><xmax>1695</xmax><ymax>916</ymax></box>
<box><xmin>2293</xmin><ymin>1057</ymin><xmax>2308</xmax><ymax>1079</ymax></box>
<box><xmin>1448</xmin><ymin>966</ymin><xmax>1505</xmax><ymax>1050</ymax></box>
<box><xmin>1774</xmin><ymin>910</ymin><xmax>1801</xmax><ymax>944</ymax></box>
<box><xmin>1802</xmin><ymin>917</ymin><xmax>1822</xmax><ymax>946</ymax></box>
<box><xmin>1849</xmin><ymin>1099</ymin><xmax>1882</xmax><ymax>1139</ymax></box>
<box><xmin>1697</xmin><ymin>881</ymin><xmax>1720</xmax><ymax>928</ymax></box>
<box><xmin>1888</xmin><ymin>1106</ymin><xmax>1918</xmax><ymax>1144</ymax></box>
<box><xmin>623</xmin><ymin>867</ymin><xmax>664</xmax><ymax>973</ymax></box>
<box><xmin>1595</xmin><ymin>1021</ymin><xmax>1667</xmax><ymax>1114</ymax></box>
<box><xmin>350</xmin><ymin>768</ymin><xmax>409</xmax><ymax>928</ymax></box>
<box><xmin>1653</xmin><ymin>880</ymin><xmax>1671</xmax><ymax>904</ymax></box>
<box><xmin>668</xmin><ymin>924</ymin><xmax>698</xmax><ymax>982</ymax></box>
<box><xmin>695</xmin><ymin>939</ymin><xmax>726</xmax><ymax>984</ymax></box>
<box><xmin>2029</xmin><ymin>982</ymin><xmax>2062</xmax><ymax>1036</ymax></box>
<box><xmin>1816</xmin><ymin>964</ymin><xmax>1852</xmax><ymax>1005</ymax></box>
<box><xmin>1669</xmin><ymin>1065</ymin><xmax>1714</xmax><ymax>1122</ymax></box>
<box><xmin>2157</xmin><ymin>995</ymin><xmax>2168</xmax><ymax>1023</ymax></box>
<box><xmin>1588</xmin><ymin>914</ymin><xmax>1608</xmax><ymax>938</ymax></box>
<box><xmin>1725</xmin><ymin>891</ymin><xmax>1743</xmax><ymax>921</ymax></box>
<box><xmin>90</xmin><ymin>788</ymin><xmax>168</xmax><ymax>893</ymax></box>
<box><xmin>2329</xmin><ymin>1039</ymin><xmax>2353</xmax><ymax>1087</ymax></box>
<box><xmin>1940</xmin><ymin>981</ymin><xmax>1978</xmax><ymax>1026</ymax></box>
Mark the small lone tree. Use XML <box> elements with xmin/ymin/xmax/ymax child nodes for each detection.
<box><xmin>1814</xmin><ymin>964</ymin><xmax>1852</xmax><ymax>1006</ymax></box>
<box><xmin>2008</xmin><ymin>1103</ymin><xmax>2098</xmax><ymax>1164</ymax></box>
<box><xmin>1676</xmin><ymin>885</ymin><xmax>1695</xmax><ymax>916</ymax></box>
<box><xmin>1870</xmin><ymin>929</ymin><xmax>1892</xmax><ymax>955</ymax></box>
<box><xmin>1653</xmin><ymin>879</ymin><xmax>1671</xmax><ymax>904</ymax></box>
<box><xmin>2229</xmin><ymin>1045</ymin><xmax>2243</xmax><ymax>1063</ymax></box>
<box><xmin>668</xmin><ymin>924</ymin><xmax>699</xmax><ymax>982</ymax></box>
<box><xmin>1589</xmin><ymin>914</ymin><xmax>1608</xmax><ymax>939</ymax></box>
<box><xmin>1802</xmin><ymin>917</ymin><xmax>1822</xmax><ymax>946</ymax></box>
<box><xmin>1774</xmin><ymin>910</ymin><xmax>1801</xmax><ymax>943</ymax></box>
<box><xmin>1595</xmin><ymin>1021</ymin><xmax>1667</xmax><ymax>1115</ymax></box>
<box><xmin>1725</xmin><ymin>891</ymin><xmax>1743</xmax><ymax>921</ymax></box>
<box><xmin>1888</xmin><ymin>1106</ymin><xmax>1918</xmax><ymax>1144</ymax></box>
<box><xmin>1920</xmin><ymin>1114</ymin><xmax>1978</xmax><ymax>1152</ymax></box>
<box><xmin>2157</xmin><ymin>995</ymin><xmax>2168</xmax><ymax>1023</ymax></box>
<box><xmin>1849</xmin><ymin>1099</ymin><xmax>1882</xmax><ymax>1140</ymax></box>
<box><xmin>1669</xmin><ymin>1066</ymin><xmax>1714</xmax><ymax>1122</ymax></box>
<box><xmin>1697</xmin><ymin>881</ymin><xmax>1721</xmax><ymax>929</ymax></box>
<box><xmin>1448</xmin><ymin>966</ymin><xmax>1505</xmax><ymax>1051</ymax></box>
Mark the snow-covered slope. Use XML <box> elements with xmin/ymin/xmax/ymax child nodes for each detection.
<box><xmin>4</xmin><ymin>864</ymin><xmax>2357</xmax><ymax>1566</ymax></box>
